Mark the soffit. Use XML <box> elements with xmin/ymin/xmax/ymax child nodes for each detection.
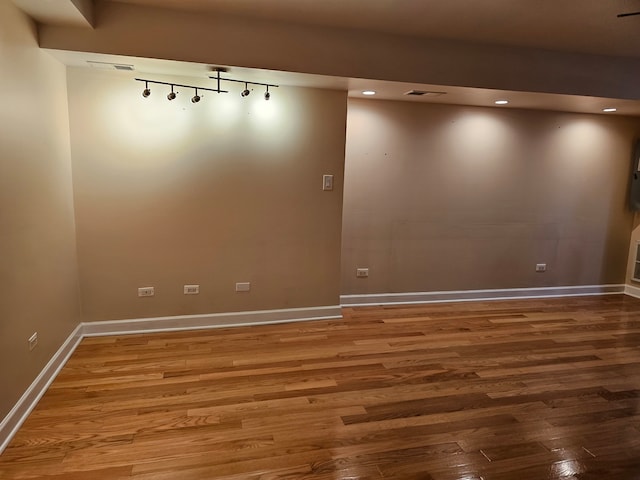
<box><xmin>107</xmin><ymin>0</ymin><xmax>640</xmax><ymax>58</ymax></box>
<box><xmin>48</xmin><ymin>50</ymin><xmax>640</xmax><ymax>117</ymax></box>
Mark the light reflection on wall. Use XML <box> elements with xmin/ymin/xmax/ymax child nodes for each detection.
<box><xmin>441</xmin><ymin>111</ymin><xmax>518</xmax><ymax>170</ymax></box>
<box><xmin>100</xmin><ymin>82</ymin><xmax>193</xmax><ymax>168</ymax></box>
<box><xmin>97</xmin><ymin>74</ymin><xmax>298</xmax><ymax>169</ymax></box>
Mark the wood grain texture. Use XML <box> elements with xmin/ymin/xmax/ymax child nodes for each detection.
<box><xmin>2</xmin><ymin>295</ymin><xmax>640</xmax><ymax>479</ymax></box>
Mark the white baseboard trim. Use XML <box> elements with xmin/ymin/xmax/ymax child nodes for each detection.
<box><xmin>0</xmin><ymin>304</ymin><xmax>342</xmax><ymax>454</ymax></box>
<box><xmin>625</xmin><ymin>284</ymin><xmax>640</xmax><ymax>299</ymax></box>
<box><xmin>82</xmin><ymin>305</ymin><xmax>343</xmax><ymax>337</ymax></box>
<box><xmin>0</xmin><ymin>323</ymin><xmax>83</xmax><ymax>454</ymax></box>
<box><xmin>341</xmin><ymin>284</ymin><xmax>626</xmax><ymax>306</ymax></box>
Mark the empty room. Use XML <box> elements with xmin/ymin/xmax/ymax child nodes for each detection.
<box><xmin>2</xmin><ymin>1</ymin><xmax>640</xmax><ymax>478</ymax></box>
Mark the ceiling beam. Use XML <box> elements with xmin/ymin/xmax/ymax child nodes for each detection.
<box><xmin>37</xmin><ymin>1</ymin><xmax>640</xmax><ymax>101</ymax></box>
<box><xmin>12</xmin><ymin>0</ymin><xmax>93</xmax><ymax>28</ymax></box>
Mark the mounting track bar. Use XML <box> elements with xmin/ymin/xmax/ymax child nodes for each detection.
<box><xmin>135</xmin><ymin>78</ymin><xmax>228</xmax><ymax>93</ymax></box>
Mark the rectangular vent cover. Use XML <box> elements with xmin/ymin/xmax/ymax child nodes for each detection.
<box><xmin>87</xmin><ymin>61</ymin><xmax>135</xmax><ymax>71</ymax></box>
<box><xmin>404</xmin><ymin>90</ymin><xmax>446</xmax><ymax>97</ymax></box>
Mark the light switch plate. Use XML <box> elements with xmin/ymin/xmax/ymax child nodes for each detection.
<box><xmin>323</xmin><ymin>174</ymin><xmax>334</xmax><ymax>191</ymax></box>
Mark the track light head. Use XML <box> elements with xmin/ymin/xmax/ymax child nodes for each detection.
<box><xmin>191</xmin><ymin>95</ymin><xmax>201</xmax><ymax>103</ymax></box>
<box><xmin>142</xmin><ymin>88</ymin><xmax>151</xmax><ymax>98</ymax></box>
<box><xmin>264</xmin><ymin>91</ymin><xmax>271</xmax><ymax>101</ymax></box>
<box><xmin>167</xmin><ymin>92</ymin><xmax>176</xmax><ymax>101</ymax></box>
<box><xmin>241</xmin><ymin>83</ymin><xmax>251</xmax><ymax>97</ymax></box>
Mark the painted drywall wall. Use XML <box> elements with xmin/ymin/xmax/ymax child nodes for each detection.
<box><xmin>66</xmin><ymin>68</ymin><xmax>346</xmax><ymax>321</ymax></box>
<box><xmin>342</xmin><ymin>99</ymin><xmax>638</xmax><ymax>295</ymax></box>
<box><xmin>39</xmin><ymin>1</ymin><xmax>640</xmax><ymax>101</ymax></box>
<box><xmin>0</xmin><ymin>2</ymin><xmax>81</xmax><ymax>419</ymax></box>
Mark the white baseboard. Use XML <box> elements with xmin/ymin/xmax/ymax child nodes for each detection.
<box><xmin>625</xmin><ymin>284</ymin><xmax>640</xmax><ymax>299</ymax></box>
<box><xmin>82</xmin><ymin>305</ymin><xmax>343</xmax><ymax>337</ymax></box>
<box><xmin>341</xmin><ymin>284</ymin><xmax>626</xmax><ymax>306</ymax></box>
<box><xmin>0</xmin><ymin>323</ymin><xmax>83</xmax><ymax>454</ymax></box>
<box><xmin>0</xmin><ymin>304</ymin><xmax>341</xmax><ymax>454</ymax></box>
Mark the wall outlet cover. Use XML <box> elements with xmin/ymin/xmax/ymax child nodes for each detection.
<box><xmin>138</xmin><ymin>286</ymin><xmax>155</xmax><ymax>297</ymax></box>
<box><xmin>356</xmin><ymin>268</ymin><xmax>369</xmax><ymax>278</ymax></box>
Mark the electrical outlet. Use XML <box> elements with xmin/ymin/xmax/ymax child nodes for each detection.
<box><xmin>536</xmin><ymin>263</ymin><xmax>547</xmax><ymax>272</ymax></box>
<box><xmin>28</xmin><ymin>332</ymin><xmax>38</xmax><ymax>351</ymax></box>
<box><xmin>356</xmin><ymin>268</ymin><xmax>369</xmax><ymax>278</ymax></box>
<box><xmin>184</xmin><ymin>284</ymin><xmax>199</xmax><ymax>295</ymax></box>
<box><xmin>138</xmin><ymin>286</ymin><xmax>155</xmax><ymax>297</ymax></box>
<box><xmin>235</xmin><ymin>282</ymin><xmax>251</xmax><ymax>292</ymax></box>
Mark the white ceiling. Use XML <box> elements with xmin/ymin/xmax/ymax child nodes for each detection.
<box><xmin>108</xmin><ymin>0</ymin><xmax>640</xmax><ymax>58</ymax></box>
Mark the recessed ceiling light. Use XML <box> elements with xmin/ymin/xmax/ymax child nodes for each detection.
<box><xmin>603</xmin><ymin>107</ymin><xmax>617</xmax><ymax>112</ymax></box>
<box><xmin>494</xmin><ymin>100</ymin><xmax>509</xmax><ymax>105</ymax></box>
<box><xmin>362</xmin><ymin>90</ymin><xmax>376</xmax><ymax>96</ymax></box>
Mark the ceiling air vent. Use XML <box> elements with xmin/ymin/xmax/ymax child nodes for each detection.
<box><xmin>87</xmin><ymin>61</ymin><xmax>135</xmax><ymax>71</ymax></box>
<box><xmin>404</xmin><ymin>90</ymin><xmax>446</xmax><ymax>97</ymax></box>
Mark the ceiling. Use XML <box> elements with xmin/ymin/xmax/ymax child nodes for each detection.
<box><xmin>13</xmin><ymin>0</ymin><xmax>640</xmax><ymax>116</ymax></box>
<box><xmin>49</xmin><ymin>49</ymin><xmax>640</xmax><ymax>117</ymax></box>
<box><xmin>107</xmin><ymin>0</ymin><xmax>640</xmax><ymax>58</ymax></box>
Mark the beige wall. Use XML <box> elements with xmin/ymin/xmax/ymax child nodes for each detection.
<box><xmin>342</xmin><ymin>99</ymin><xmax>639</xmax><ymax>295</ymax></box>
<box><xmin>66</xmin><ymin>68</ymin><xmax>346</xmax><ymax>321</ymax></box>
<box><xmin>0</xmin><ymin>2</ymin><xmax>81</xmax><ymax>418</ymax></box>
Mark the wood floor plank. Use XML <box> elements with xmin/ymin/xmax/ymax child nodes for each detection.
<box><xmin>1</xmin><ymin>295</ymin><xmax>640</xmax><ymax>478</ymax></box>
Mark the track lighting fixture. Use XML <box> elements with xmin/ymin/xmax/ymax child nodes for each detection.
<box><xmin>135</xmin><ymin>78</ymin><xmax>226</xmax><ymax>105</ymax></box>
<box><xmin>209</xmin><ymin>69</ymin><xmax>279</xmax><ymax>101</ymax></box>
<box><xmin>135</xmin><ymin>71</ymin><xmax>279</xmax><ymax>108</ymax></box>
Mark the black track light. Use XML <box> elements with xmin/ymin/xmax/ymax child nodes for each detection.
<box><xmin>135</xmin><ymin>77</ymin><xmax>277</xmax><ymax>106</ymax></box>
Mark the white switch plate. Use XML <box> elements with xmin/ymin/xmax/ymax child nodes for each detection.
<box><xmin>28</xmin><ymin>332</ymin><xmax>38</xmax><ymax>351</ymax></box>
<box><xmin>356</xmin><ymin>268</ymin><xmax>369</xmax><ymax>278</ymax></box>
<box><xmin>535</xmin><ymin>263</ymin><xmax>547</xmax><ymax>272</ymax></box>
<box><xmin>184</xmin><ymin>284</ymin><xmax>199</xmax><ymax>295</ymax></box>
<box><xmin>138</xmin><ymin>286</ymin><xmax>155</xmax><ymax>297</ymax></box>
<box><xmin>322</xmin><ymin>174</ymin><xmax>334</xmax><ymax>191</ymax></box>
<box><xmin>235</xmin><ymin>282</ymin><xmax>251</xmax><ymax>292</ymax></box>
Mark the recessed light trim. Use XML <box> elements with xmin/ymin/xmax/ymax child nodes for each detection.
<box><xmin>494</xmin><ymin>100</ymin><xmax>509</xmax><ymax>105</ymax></box>
<box><xmin>602</xmin><ymin>107</ymin><xmax>617</xmax><ymax>112</ymax></box>
<box><xmin>362</xmin><ymin>90</ymin><xmax>376</xmax><ymax>96</ymax></box>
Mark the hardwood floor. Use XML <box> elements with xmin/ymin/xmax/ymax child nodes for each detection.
<box><xmin>2</xmin><ymin>295</ymin><xmax>640</xmax><ymax>479</ymax></box>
